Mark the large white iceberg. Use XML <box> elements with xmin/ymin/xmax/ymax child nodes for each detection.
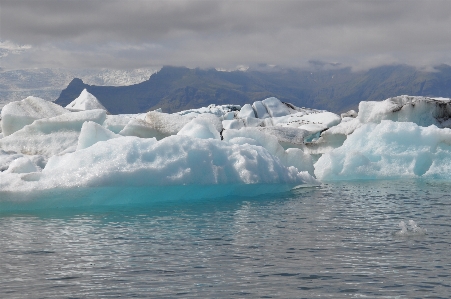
<box><xmin>0</xmin><ymin>134</ymin><xmax>317</xmax><ymax>208</ymax></box>
<box><xmin>315</xmin><ymin>120</ymin><xmax>451</xmax><ymax>181</ymax></box>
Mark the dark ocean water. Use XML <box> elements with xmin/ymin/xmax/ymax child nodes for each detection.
<box><xmin>1</xmin><ymin>180</ymin><xmax>450</xmax><ymax>298</ymax></box>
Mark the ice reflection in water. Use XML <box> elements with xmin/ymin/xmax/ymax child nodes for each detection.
<box><xmin>1</xmin><ymin>180</ymin><xmax>450</xmax><ymax>298</ymax></box>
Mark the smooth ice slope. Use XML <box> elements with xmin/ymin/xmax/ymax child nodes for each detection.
<box><xmin>65</xmin><ymin>89</ymin><xmax>108</xmax><ymax>112</ymax></box>
<box><xmin>177</xmin><ymin>117</ymin><xmax>221</xmax><ymax>140</ymax></box>
<box><xmin>1</xmin><ymin>96</ymin><xmax>69</xmax><ymax>136</ymax></box>
<box><xmin>315</xmin><ymin>120</ymin><xmax>451</xmax><ymax>181</ymax></box>
<box><xmin>237</xmin><ymin>104</ymin><xmax>256</xmax><ymax>118</ymax></box>
<box><xmin>262</xmin><ymin>97</ymin><xmax>290</xmax><ymax>117</ymax></box>
<box><xmin>0</xmin><ymin>109</ymin><xmax>106</xmax><ymax>157</ymax></box>
<box><xmin>5</xmin><ymin>157</ymin><xmax>39</xmax><ymax>174</ymax></box>
<box><xmin>77</xmin><ymin>121</ymin><xmax>119</xmax><ymax>150</ymax></box>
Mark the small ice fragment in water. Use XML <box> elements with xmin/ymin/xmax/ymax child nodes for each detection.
<box><xmin>408</xmin><ymin>220</ymin><xmax>427</xmax><ymax>235</ymax></box>
<box><xmin>398</xmin><ymin>221</ymin><xmax>408</xmax><ymax>235</ymax></box>
<box><xmin>395</xmin><ymin>220</ymin><xmax>427</xmax><ymax>236</ymax></box>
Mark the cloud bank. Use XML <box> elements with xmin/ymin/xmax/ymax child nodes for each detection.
<box><xmin>2</xmin><ymin>0</ymin><xmax>451</xmax><ymax>70</ymax></box>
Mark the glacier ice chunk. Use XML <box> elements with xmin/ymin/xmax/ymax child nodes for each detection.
<box><xmin>0</xmin><ymin>135</ymin><xmax>317</xmax><ymax>196</ymax></box>
<box><xmin>119</xmin><ymin>119</ymin><xmax>163</xmax><ymax>138</ymax></box>
<box><xmin>144</xmin><ymin>111</ymin><xmax>197</xmax><ymax>139</ymax></box>
<box><xmin>177</xmin><ymin>117</ymin><xmax>221</xmax><ymax>140</ymax></box>
<box><xmin>262</xmin><ymin>97</ymin><xmax>290</xmax><ymax>117</ymax></box>
<box><xmin>65</xmin><ymin>89</ymin><xmax>108</xmax><ymax>112</ymax></box>
<box><xmin>103</xmin><ymin>114</ymin><xmax>133</xmax><ymax>133</ymax></box>
<box><xmin>0</xmin><ymin>109</ymin><xmax>106</xmax><ymax>157</ymax></box>
<box><xmin>222</xmin><ymin>119</ymin><xmax>245</xmax><ymax>130</ymax></box>
<box><xmin>237</xmin><ymin>104</ymin><xmax>256</xmax><ymax>118</ymax></box>
<box><xmin>223</xmin><ymin>128</ymin><xmax>314</xmax><ymax>175</ymax></box>
<box><xmin>1</xmin><ymin>96</ymin><xmax>69</xmax><ymax>136</ymax></box>
<box><xmin>357</xmin><ymin>95</ymin><xmax>451</xmax><ymax>127</ymax></box>
<box><xmin>314</xmin><ymin>120</ymin><xmax>451</xmax><ymax>181</ymax></box>
<box><xmin>77</xmin><ymin>121</ymin><xmax>119</xmax><ymax>150</ymax></box>
<box><xmin>252</xmin><ymin>101</ymin><xmax>270</xmax><ymax>119</ymax></box>
<box><xmin>5</xmin><ymin>157</ymin><xmax>39</xmax><ymax>174</ymax></box>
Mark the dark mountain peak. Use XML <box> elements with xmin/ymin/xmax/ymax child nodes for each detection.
<box><xmin>68</xmin><ymin>77</ymin><xmax>85</xmax><ymax>86</ymax></box>
<box><xmin>54</xmin><ymin>78</ymin><xmax>88</xmax><ymax>107</ymax></box>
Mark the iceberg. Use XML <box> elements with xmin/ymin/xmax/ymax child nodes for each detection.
<box><xmin>262</xmin><ymin>97</ymin><xmax>291</xmax><ymax>117</ymax></box>
<box><xmin>223</xmin><ymin>127</ymin><xmax>314</xmax><ymax>175</ymax></box>
<box><xmin>4</xmin><ymin>90</ymin><xmax>451</xmax><ymax>210</ymax></box>
<box><xmin>4</xmin><ymin>156</ymin><xmax>40</xmax><ymax>174</ymax></box>
<box><xmin>0</xmin><ymin>134</ymin><xmax>317</xmax><ymax>208</ymax></box>
<box><xmin>77</xmin><ymin>121</ymin><xmax>119</xmax><ymax>150</ymax></box>
<box><xmin>306</xmin><ymin>95</ymin><xmax>451</xmax><ymax>156</ymax></box>
<box><xmin>0</xmin><ymin>109</ymin><xmax>106</xmax><ymax>157</ymax></box>
<box><xmin>1</xmin><ymin>96</ymin><xmax>69</xmax><ymax>136</ymax></box>
<box><xmin>177</xmin><ymin>117</ymin><xmax>221</xmax><ymax>140</ymax></box>
<box><xmin>252</xmin><ymin>101</ymin><xmax>270</xmax><ymax>119</ymax></box>
<box><xmin>358</xmin><ymin>95</ymin><xmax>451</xmax><ymax>127</ymax></box>
<box><xmin>237</xmin><ymin>104</ymin><xmax>256</xmax><ymax>119</ymax></box>
<box><xmin>315</xmin><ymin>120</ymin><xmax>451</xmax><ymax>181</ymax></box>
<box><xmin>65</xmin><ymin>89</ymin><xmax>109</xmax><ymax>112</ymax></box>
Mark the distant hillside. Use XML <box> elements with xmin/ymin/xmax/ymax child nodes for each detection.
<box><xmin>0</xmin><ymin>68</ymin><xmax>157</xmax><ymax>109</ymax></box>
<box><xmin>55</xmin><ymin>65</ymin><xmax>451</xmax><ymax>114</ymax></box>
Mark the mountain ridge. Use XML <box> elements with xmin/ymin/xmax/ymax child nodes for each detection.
<box><xmin>55</xmin><ymin>65</ymin><xmax>451</xmax><ymax>114</ymax></box>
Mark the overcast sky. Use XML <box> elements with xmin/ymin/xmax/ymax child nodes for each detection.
<box><xmin>1</xmin><ymin>0</ymin><xmax>451</xmax><ymax>71</ymax></box>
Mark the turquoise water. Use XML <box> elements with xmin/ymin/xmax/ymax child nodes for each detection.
<box><xmin>1</xmin><ymin>180</ymin><xmax>450</xmax><ymax>298</ymax></box>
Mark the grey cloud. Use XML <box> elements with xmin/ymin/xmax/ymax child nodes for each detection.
<box><xmin>1</xmin><ymin>0</ymin><xmax>451</xmax><ymax>70</ymax></box>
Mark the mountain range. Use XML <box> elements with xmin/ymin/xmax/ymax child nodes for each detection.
<box><xmin>0</xmin><ymin>68</ymin><xmax>157</xmax><ymax>109</ymax></box>
<box><xmin>55</xmin><ymin>64</ymin><xmax>451</xmax><ymax>114</ymax></box>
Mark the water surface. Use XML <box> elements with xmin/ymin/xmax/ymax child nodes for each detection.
<box><xmin>1</xmin><ymin>180</ymin><xmax>450</xmax><ymax>298</ymax></box>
